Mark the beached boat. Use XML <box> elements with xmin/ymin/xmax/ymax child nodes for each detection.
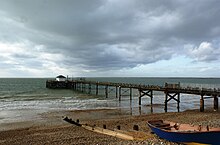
<box><xmin>147</xmin><ymin>120</ymin><xmax>220</xmax><ymax>145</ymax></box>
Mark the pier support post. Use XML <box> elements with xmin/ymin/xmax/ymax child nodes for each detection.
<box><xmin>165</xmin><ymin>93</ymin><xmax>168</xmax><ymax>112</ymax></box>
<box><xmin>139</xmin><ymin>90</ymin><xmax>142</xmax><ymax>105</ymax></box>
<box><xmin>105</xmin><ymin>85</ymin><xmax>108</xmax><ymax>98</ymax></box>
<box><xmin>130</xmin><ymin>88</ymin><xmax>132</xmax><ymax>100</ymax></box>
<box><xmin>82</xmin><ymin>83</ymin><xmax>86</xmax><ymax>92</ymax></box>
<box><xmin>119</xmin><ymin>86</ymin><xmax>121</xmax><ymax>101</ymax></box>
<box><xmin>214</xmin><ymin>95</ymin><xmax>218</xmax><ymax>111</ymax></box>
<box><xmin>118</xmin><ymin>87</ymin><xmax>131</xmax><ymax>101</ymax></box>
<box><xmin>177</xmin><ymin>93</ymin><xmax>180</xmax><ymax>112</ymax></box>
<box><xmin>88</xmin><ymin>83</ymin><xmax>91</xmax><ymax>94</ymax></box>
<box><xmin>74</xmin><ymin>82</ymin><xmax>77</xmax><ymax>90</ymax></box>
<box><xmin>75</xmin><ymin>83</ymin><xmax>77</xmax><ymax>90</ymax></box>
<box><xmin>78</xmin><ymin>83</ymin><xmax>80</xmax><ymax>91</ymax></box>
<box><xmin>80</xmin><ymin>83</ymin><xmax>83</xmax><ymax>92</ymax></box>
<box><xmin>116</xmin><ymin>86</ymin><xmax>118</xmax><ymax>98</ymax></box>
<box><xmin>200</xmin><ymin>95</ymin><xmax>204</xmax><ymax>112</ymax></box>
<box><xmin>81</xmin><ymin>83</ymin><xmax>85</xmax><ymax>92</ymax></box>
<box><xmin>96</xmin><ymin>83</ymin><xmax>99</xmax><ymax>96</ymax></box>
<box><xmin>164</xmin><ymin>91</ymin><xmax>180</xmax><ymax>112</ymax></box>
<box><xmin>138</xmin><ymin>89</ymin><xmax>153</xmax><ymax>106</ymax></box>
<box><xmin>72</xmin><ymin>82</ymin><xmax>75</xmax><ymax>90</ymax></box>
<box><xmin>78</xmin><ymin>83</ymin><xmax>80</xmax><ymax>90</ymax></box>
<box><xmin>76</xmin><ymin>83</ymin><xmax>78</xmax><ymax>90</ymax></box>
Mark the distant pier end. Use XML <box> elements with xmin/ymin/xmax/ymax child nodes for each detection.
<box><xmin>46</xmin><ymin>75</ymin><xmax>73</xmax><ymax>89</ymax></box>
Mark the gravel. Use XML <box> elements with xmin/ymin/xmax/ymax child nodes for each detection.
<box><xmin>1</xmin><ymin>109</ymin><xmax>220</xmax><ymax>145</ymax></box>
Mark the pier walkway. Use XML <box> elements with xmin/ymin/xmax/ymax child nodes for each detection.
<box><xmin>46</xmin><ymin>79</ymin><xmax>220</xmax><ymax>112</ymax></box>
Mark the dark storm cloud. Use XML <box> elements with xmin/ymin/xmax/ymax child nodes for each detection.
<box><xmin>1</xmin><ymin>0</ymin><xmax>220</xmax><ymax>74</ymax></box>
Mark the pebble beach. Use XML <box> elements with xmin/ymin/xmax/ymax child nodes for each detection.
<box><xmin>1</xmin><ymin>108</ymin><xmax>220</xmax><ymax>145</ymax></box>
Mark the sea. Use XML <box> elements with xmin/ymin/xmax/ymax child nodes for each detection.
<box><xmin>0</xmin><ymin>77</ymin><xmax>220</xmax><ymax>123</ymax></box>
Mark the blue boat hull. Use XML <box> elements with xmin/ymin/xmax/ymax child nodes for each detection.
<box><xmin>148</xmin><ymin>122</ymin><xmax>220</xmax><ymax>145</ymax></box>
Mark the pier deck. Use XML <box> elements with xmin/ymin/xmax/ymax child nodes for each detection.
<box><xmin>46</xmin><ymin>79</ymin><xmax>220</xmax><ymax>112</ymax></box>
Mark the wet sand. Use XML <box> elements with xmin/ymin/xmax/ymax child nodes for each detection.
<box><xmin>1</xmin><ymin>108</ymin><xmax>220</xmax><ymax>145</ymax></box>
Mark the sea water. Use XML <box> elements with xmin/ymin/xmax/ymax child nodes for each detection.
<box><xmin>0</xmin><ymin>77</ymin><xmax>220</xmax><ymax>123</ymax></box>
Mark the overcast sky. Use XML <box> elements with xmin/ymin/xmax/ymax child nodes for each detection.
<box><xmin>0</xmin><ymin>0</ymin><xmax>220</xmax><ymax>78</ymax></box>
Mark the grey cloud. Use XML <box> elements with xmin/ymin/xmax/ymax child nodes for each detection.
<box><xmin>11</xmin><ymin>53</ymin><xmax>35</xmax><ymax>59</ymax></box>
<box><xmin>0</xmin><ymin>0</ymin><xmax>220</xmax><ymax>73</ymax></box>
<box><xmin>172</xmin><ymin>2</ymin><xmax>220</xmax><ymax>41</ymax></box>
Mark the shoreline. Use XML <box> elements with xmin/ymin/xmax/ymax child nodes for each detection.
<box><xmin>1</xmin><ymin>108</ymin><xmax>220</xmax><ymax>144</ymax></box>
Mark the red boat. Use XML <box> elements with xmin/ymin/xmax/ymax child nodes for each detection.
<box><xmin>147</xmin><ymin>120</ymin><xmax>220</xmax><ymax>145</ymax></box>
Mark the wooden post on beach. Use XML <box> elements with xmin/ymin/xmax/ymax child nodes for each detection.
<box><xmin>200</xmin><ymin>95</ymin><xmax>204</xmax><ymax>112</ymax></box>
<box><xmin>214</xmin><ymin>95</ymin><xmax>218</xmax><ymax>111</ymax></box>
<box><xmin>105</xmin><ymin>85</ymin><xmax>108</xmax><ymax>98</ymax></box>
<box><xmin>117</xmin><ymin>125</ymin><xmax>121</xmax><ymax>130</ymax></box>
<box><xmin>103</xmin><ymin>124</ymin><xmax>107</xmax><ymax>129</ymax></box>
<box><xmin>119</xmin><ymin>86</ymin><xmax>121</xmax><ymax>101</ymax></box>
<box><xmin>96</xmin><ymin>83</ymin><xmax>99</xmax><ymax>96</ymax></box>
<box><xmin>133</xmin><ymin>125</ymin><xmax>139</xmax><ymax>131</ymax></box>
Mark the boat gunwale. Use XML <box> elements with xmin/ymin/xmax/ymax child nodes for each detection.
<box><xmin>147</xmin><ymin>120</ymin><xmax>220</xmax><ymax>134</ymax></box>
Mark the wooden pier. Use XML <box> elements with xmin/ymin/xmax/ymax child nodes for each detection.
<box><xmin>46</xmin><ymin>79</ymin><xmax>220</xmax><ymax>112</ymax></box>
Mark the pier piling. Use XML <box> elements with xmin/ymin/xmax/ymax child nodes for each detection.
<box><xmin>200</xmin><ymin>95</ymin><xmax>204</xmax><ymax>112</ymax></box>
<box><xmin>214</xmin><ymin>95</ymin><xmax>218</xmax><ymax>111</ymax></box>
<box><xmin>96</xmin><ymin>83</ymin><xmax>99</xmax><ymax>96</ymax></box>
<box><xmin>119</xmin><ymin>86</ymin><xmax>121</xmax><ymax>101</ymax></box>
<box><xmin>138</xmin><ymin>89</ymin><xmax>153</xmax><ymax>106</ymax></box>
<box><xmin>105</xmin><ymin>85</ymin><xmax>108</xmax><ymax>98</ymax></box>
<box><xmin>115</xmin><ymin>86</ymin><xmax>118</xmax><ymax>98</ymax></box>
<box><xmin>88</xmin><ymin>83</ymin><xmax>91</xmax><ymax>94</ymax></box>
<box><xmin>164</xmin><ymin>92</ymin><xmax>180</xmax><ymax>112</ymax></box>
<box><xmin>130</xmin><ymin>88</ymin><xmax>132</xmax><ymax>100</ymax></box>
